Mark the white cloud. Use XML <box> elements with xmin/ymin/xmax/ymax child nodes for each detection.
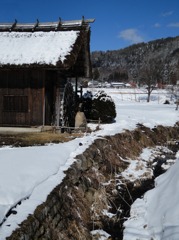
<box><xmin>161</xmin><ymin>11</ymin><xmax>173</xmax><ymax>17</ymax></box>
<box><xmin>118</xmin><ymin>28</ymin><xmax>144</xmax><ymax>44</ymax></box>
<box><xmin>167</xmin><ymin>22</ymin><xmax>179</xmax><ymax>27</ymax></box>
<box><xmin>154</xmin><ymin>23</ymin><xmax>161</xmax><ymax>28</ymax></box>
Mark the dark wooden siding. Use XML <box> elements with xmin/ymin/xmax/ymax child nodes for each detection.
<box><xmin>0</xmin><ymin>69</ymin><xmax>44</xmax><ymax>126</ymax></box>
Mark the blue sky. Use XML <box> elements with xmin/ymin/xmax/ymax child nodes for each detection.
<box><xmin>0</xmin><ymin>0</ymin><xmax>179</xmax><ymax>51</ymax></box>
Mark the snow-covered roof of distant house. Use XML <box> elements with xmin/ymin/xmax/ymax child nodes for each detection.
<box><xmin>0</xmin><ymin>18</ymin><xmax>95</xmax><ymax>68</ymax></box>
<box><xmin>111</xmin><ymin>82</ymin><xmax>125</xmax><ymax>86</ymax></box>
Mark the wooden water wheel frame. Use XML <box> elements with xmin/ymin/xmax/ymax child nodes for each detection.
<box><xmin>61</xmin><ymin>82</ymin><xmax>76</xmax><ymax>129</ymax></box>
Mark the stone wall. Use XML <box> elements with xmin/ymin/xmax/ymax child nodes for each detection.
<box><xmin>7</xmin><ymin>123</ymin><xmax>179</xmax><ymax>240</ymax></box>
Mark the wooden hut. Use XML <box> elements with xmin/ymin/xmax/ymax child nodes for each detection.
<box><xmin>0</xmin><ymin>18</ymin><xmax>94</xmax><ymax>128</ymax></box>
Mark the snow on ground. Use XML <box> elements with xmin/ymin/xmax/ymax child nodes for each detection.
<box><xmin>0</xmin><ymin>88</ymin><xmax>179</xmax><ymax>239</ymax></box>
<box><xmin>123</xmin><ymin>151</ymin><xmax>179</xmax><ymax>240</ymax></box>
<box><xmin>91</xmin><ymin>229</ymin><xmax>111</xmax><ymax>240</ymax></box>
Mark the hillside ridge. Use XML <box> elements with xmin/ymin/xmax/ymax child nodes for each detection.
<box><xmin>91</xmin><ymin>36</ymin><xmax>179</xmax><ymax>85</ymax></box>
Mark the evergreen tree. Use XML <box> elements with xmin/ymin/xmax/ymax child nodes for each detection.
<box><xmin>91</xmin><ymin>90</ymin><xmax>116</xmax><ymax>123</ymax></box>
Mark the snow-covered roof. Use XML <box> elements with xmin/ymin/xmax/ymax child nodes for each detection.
<box><xmin>0</xmin><ymin>31</ymin><xmax>80</xmax><ymax>66</ymax></box>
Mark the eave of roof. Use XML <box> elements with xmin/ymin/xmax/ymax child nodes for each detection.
<box><xmin>0</xmin><ymin>18</ymin><xmax>95</xmax><ymax>32</ymax></box>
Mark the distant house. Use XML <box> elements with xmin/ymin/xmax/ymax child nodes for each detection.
<box><xmin>88</xmin><ymin>80</ymin><xmax>100</xmax><ymax>88</ymax></box>
<box><xmin>125</xmin><ymin>83</ymin><xmax>132</xmax><ymax>88</ymax></box>
<box><xmin>0</xmin><ymin>18</ymin><xmax>94</xmax><ymax>127</ymax></box>
<box><xmin>111</xmin><ymin>82</ymin><xmax>126</xmax><ymax>88</ymax></box>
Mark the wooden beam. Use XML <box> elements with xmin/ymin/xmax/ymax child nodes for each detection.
<box><xmin>32</xmin><ymin>19</ymin><xmax>39</xmax><ymax>31</ymax></box>
<box><xmin>55</xmin><ymin>17</ymin><xmax>62</xmax><ymax>31</ymax></box>
<box><xmin>42</xmin><ymin>78</ymin><xmax>45</xmax><ymax>127</ymax></box>
<box><xmin>9</xmin><ymin>19</ymin><xmax>17</xmax><ymax>31</ymax></box>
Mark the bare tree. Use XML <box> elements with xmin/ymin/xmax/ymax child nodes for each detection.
<box><xmin>140</xmin><ymin>58</ymin><xmax>162</xmax><ymax>102</ymax></box>
<box><xmin>166</xmin><ymin>80</ymin><xmax>179</xmax><ymax>109</ymax></box>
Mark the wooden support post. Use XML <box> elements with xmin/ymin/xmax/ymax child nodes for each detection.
<box><xmin>75</xmin><ymin>77</ymin><xmax>78</xmax><ymax>100</ymax></box>
<box><xmin>42</xmin><ymin>79</ymin><xmax>45</xmax><ymax>127</ymax></box>
<box><xmin>55</xmin><ymin>87</ymin><xmax>60</xmax><ymax>128</ymax></box>
<box><xmin>80</xmin><ymin>86</ymin><xmax>83</xmax><ymax>98</ymax></box>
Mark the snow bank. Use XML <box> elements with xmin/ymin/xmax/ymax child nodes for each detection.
<box><xmin>124</xmin><ymin>153</ymin><xmax>179</xmax><ymax>240</ymax></box>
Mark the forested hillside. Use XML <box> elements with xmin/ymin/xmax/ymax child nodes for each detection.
<box><xmin>91</xmin><ymin>36</ymin><xmax>179</xmax><ymax>86</ymax></box>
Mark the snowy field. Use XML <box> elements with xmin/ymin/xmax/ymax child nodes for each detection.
<box><xmin>0</xmin><ymin>88</ymin><xmax>179</xmax><ymax>239</ymax></box>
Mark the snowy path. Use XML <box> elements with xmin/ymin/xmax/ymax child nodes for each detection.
<box><xmin>0</xmin><ymin>137</ymin><xmax>94</xmax><ymax>239</ymax></box>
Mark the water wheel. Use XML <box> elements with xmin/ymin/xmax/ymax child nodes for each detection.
<box><xmin>61</xmin><ymin>82</ymin><xmax>76</xmax><ymax>129</ymax></box>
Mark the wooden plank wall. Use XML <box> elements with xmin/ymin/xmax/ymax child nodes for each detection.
<box><xmin>0</xmin><ymin>69</ymin><xmax>44</xmax><ymax>126</ymax></box>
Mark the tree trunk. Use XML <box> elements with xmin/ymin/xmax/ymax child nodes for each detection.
<box><xmin>147</xmin><ymin>91</ymin><xmax>151</xmax><ymax>102</ymax></box>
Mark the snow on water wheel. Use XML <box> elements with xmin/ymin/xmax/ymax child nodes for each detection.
<box><xmin>61</xmin><ymin>82</ymin><xmax>76</xmax><ymax>130</ymax></box>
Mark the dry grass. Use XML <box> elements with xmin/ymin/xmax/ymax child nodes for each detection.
<box><xmin>0</xmin><ymin>131</ymin><xmax>84</xmax><ymax>147</ymax></box>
